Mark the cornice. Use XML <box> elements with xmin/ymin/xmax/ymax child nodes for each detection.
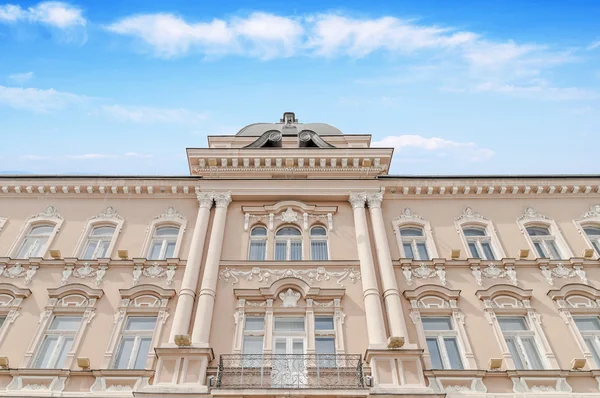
<box><xmin>0</xmin><ymin>182</ymin><xmax>198</xmax><ymax>197</ymax></box>
<box><xmin>219</xmin><ymin>260</ymin><xmax>360</xmax><ymax>268</ymax></box>
<box><xmin>0</xmin><ymin>257</ymin><xmax>187</xmax><ymax>268</ymax></box>
<box><xmin>393</xmin><ymin>258</ymin><xmax>600</xmax><ymax>268</ymax></box>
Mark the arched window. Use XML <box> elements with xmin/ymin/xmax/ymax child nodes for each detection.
<box><xmin>275</xmin><ymin>226</ymin><xmax>302</xmax><ymax>261</ymax></box>
<box><xmin>463</xmin><ymin>227</ymin><xmax>495</xmax><ymax>260</ymax></box>
<box><xmin>399</xmin><ymin>227</ymin><xmax>429</xmax><ymax>260</ymax></box>
<box><xmin>248</xmin><ymin>226</ymin><xmax>267</xmax><ymax>261</ymax></box>
<box><xmin>147</xmin><ymin>226</ymin><xmax>179</xmax><ymax>260</ymax></box>
<box><xmin>583</xmin><ymin>226</ymin><xmax>600</xmax><ymax>256</ymax></box>
<box><xmin>526</xmin><ymin>226</ymin><xmax>560</xmax><ymax>259</ymax></box>
<box><xmin>16</xmin><ymin>224</ymin><xmax>55</xmax><ymax>259</ymax></box>
<box><xmin>81</xmin><ymin>225</ymin><xmax>116</xmax><ymax>260</ymax></box>
<box><xmin>310</xmin><ymin>226</ymin><xmax>329</xmax><ymax>261</ymax></box>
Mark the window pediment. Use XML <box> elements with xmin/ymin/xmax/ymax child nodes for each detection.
<box><xmin>47</xmin><ymin>283</ymin><xmax>104</xmax><ymax>301</ymax></box>
<box><xmin>243</xmin><ymin>201</ymin><xmax>337</xmax><ymax>232</ymax></box>
<box><xmin>548</xmin><ymin>283</ymin><xmax>600</xmax><ymax>309</ymax></box>
<box><xmin>477</xmin><ymin>284</ymin><xmax>532</xmax><ymax>309</ymax></box>
<box><xmin>234</xmin><ymin>277</ymin><xmax>345</xmax><ymax>302</ymax></box>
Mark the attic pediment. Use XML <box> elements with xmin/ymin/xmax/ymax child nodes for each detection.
<box><xmin>244</xmin><ymin>129</ymin><xmax>336</xmax><ymax>149</ymax></box>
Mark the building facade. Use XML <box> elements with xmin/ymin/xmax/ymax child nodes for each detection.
<box><xmin>0</xmin><ymin>112</ymin><xmax>600</xmax><ymax>397</ymax></box>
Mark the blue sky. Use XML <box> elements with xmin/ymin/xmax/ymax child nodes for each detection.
<box><xmin>1</xmin><ymin>0</ymin><xmax>599</xmax><ymax>176</ymax></box>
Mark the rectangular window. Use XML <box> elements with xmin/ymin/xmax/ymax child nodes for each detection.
<box><xmin>416</xmin><ymin>243</ymin><xmax>429</xmax><ymax>261</ymax></box>
<box><xmin>421</xmin><ymin>317</ymin><xmax>463</xmax><ymax>370</ymax></box>
<box><xmin>498</xmin><ymin>317</ymin><xmax>544</xmax><ymax>370</ymax></box>
<box><xmin>242</xmin><ymin>316</ymin><xmax>264</xmax><ymax>367</ymax></box>
<box><xmin>403</xmin><ymin>243</ymin><xmax>414</xmax><ymax>259</ymax></box>
<box><xmin>274</xmin><ymin>317</ymin><xmax>305</xmax><ymax>332</ymax></box>
<box><xmin>575</xmin><ymin>317</ymin><xmax>600</xmax><ymax>367</ymax></box>
<box><xmin>249</xmin><ymin>241</ymin><xmax>266</xmax><ymax>261</ymax></box>
<box><xmin>33</xmin><ymin>315</ymin><xmax>82</xmax><ymax>368</ymax></box>
<box><xmin>290</xmin><ymin>241</ymin><xmax>302</xmax><ymax>260</ymax></box>
<box><xmin>315</xmin><ymin>316</ymin><xmax>335</xmax><ymax>367</ymax></box>
<box><xmin>275</xmin><ymin>242</ymin><xmax>287</xmax><ymax>261</ymax></box>
<box><xmin>113</xmin><ymin>316</ymin><xmax>157</xmax><ymax>369</ymax></box>
<box><xmin>311</xmin><ymin>241</ymin><xmax>328</xmax><ymax>261</ymax></box>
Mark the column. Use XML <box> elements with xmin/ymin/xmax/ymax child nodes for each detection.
<box><xmin>349</xmin><ymin>192</ymin><xmax>387</xmax><ymax>347</ymax></box>
<box><xmin>169</xmin><ymin>192</ymin><xmax>214</xmax><ymax>343</ymax></box>
<box><xmin>367</xmin><ymin>191</ymin><xmax>409</xmax><ymax>346</ymax></box>
<box><xmin>191</xmin><ymin>192</ymin><xmax>232</xmax><ymax>345</ymax></box>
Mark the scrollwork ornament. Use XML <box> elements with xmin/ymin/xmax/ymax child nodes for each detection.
<box><xmin>218</xmin><ymin>266</ymin><xmax>360</xmax><ymax>286</ymax></box>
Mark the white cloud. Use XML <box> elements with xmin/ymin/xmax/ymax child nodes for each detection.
<box><xmin>21</xmin><ymin>153</ymin><xmax>154</xmax><ymax>161</ymax></box>
<box><xmin>588</xmin><ymin>40</ymin><xmax>600</xmax><ymax>50</ymax></box>
<box><xmin>474</xmin><ymin>82</ymin><xmax>598</xmax><ymax>101</ymax></box>
<box><xmin>0</xmin><ymin>85</ymin><xmax>88</xmax><ymax>112</ymax></box>
<box><xmin>0</xmin><ymin>1</ymin><xmax>85</xmax><ymax>27</ymax></box>
<box><xmin>101</xmin><ymin>104</ymin><xmax>207</xmax><ymax>124</ymax></box>
<box><xmin>8</xmin><ymin>71</ymin><xmax>34</xmax><ymax>84</ymax></box>
<box><xmin>373</xmin><ymin>134</ymin><xmax>494</xmax><ymax>162</ymax></box>
<box><xmin>125</xmin><ymin>152</ymin><xmax>153</xmax><ymax>158</ymax></box>
<box><xmin>66</xmin><ymin>153</ymin><xmax>117</xmax><ymax>159</ymax></box>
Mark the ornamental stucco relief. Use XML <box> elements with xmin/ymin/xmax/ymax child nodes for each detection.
<box><xmin>218</xmin><ymin>267</ymin><xmax>360</xmax><ymax>286</ymax></box>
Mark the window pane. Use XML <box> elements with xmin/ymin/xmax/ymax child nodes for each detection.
<box><xmin>315</xmin><ymin>316</ymin><xmax>334</xmax><ymax>330</ymax></box>
<box><xmin>0</xmin><ymin>317</ymin><xmax>5</xmax><ymax>329</ymax></box>
<box><xmin>593</xmin><ymin>241</ymin><xmax>600</xmax><ymax>256</ymax></box>
<box><xmin>55</xmin><ymin>337</ymin><xmax>73</xmax><ymax>368</ymax></box>
<box><xmin>527</xmin><ymin>227</ymin><xmax>551</xmax><ymax>236</ymax></box>
<box><xmin>276</xmin><ymin>227</ymin><xmax>301</xmax><ymax>236</ymax></box>
<box><xmin>30</xmin><ymin>225</ymin><xmax>54</xmax><ymax>235</ymax></box>
<box><xmin>251</xmin><ymin>227</ymin><xmax>267</xmax><ymax>236</ymax></box>
<box><xmin>96</xmin><ymin>240</ymin><xmax>111</xmax><ymax>258</ymax></box>
<box><xmin>498</xmin><ymin>317</ymin><xmax>528</xmax><ymax>331</ymax></box>
<box><xmin>50</xmin><ymin>316</ymin><xmax>82</xmax><ymax>331</ymax></box>
<box><xmin>533</xmin><ymin>241</ymin><xmax>547</xmax><ymax>258</ymax></box>
<box><xmin>575</xmin><ymin>317</ymin><xmax>600</xmax><ymax>331</ymax></box>
<box><xmin>402</xmin><ymin>243</ymin><xmax>414</xmax><ymax>259</ymax></box>
<box><xmin>245</xmin><ymin>316</ymin><xmax>264</xmax><ymax>331</ymax></box>
<box><xmin>416</xmin><ymin>243</ymin><xmax>429</xmax><ymax>261</ymax></box>
<box><xmin>522</xmin><ymin>337</ymin><xmax>544</xmax><ymax>369</ymax></box>
<box><xmin>400</xmin><ymin>228</ymin><xmax>423</xmax><ymax>237</ymax></box>
<box><xmin>243</xmin><ymin>336</ymin><xmax>264</xmax><ymax>355</ymax></box>
<box><xmin>584</xmin><ymin>338</ymin><xmax>600</xmax><ymax>368</ymax></box>
<box><xmin>125</xmin><ymin>317</ymin><xmax>157</xmax><ymax>331</ymax></box>
<box><xmin>584</xmin><ymin>227</ymin><xmax>600</xmax><ymax>236</ymax></box>
<box><xmin>315</xmin><ymin>337</ymin><xmax>335</xmax><ymax>354</ymax></box>
<box><xmin>506</xmin><ymin>337</ymin><xmax>525</xmax><ymax>369</ymax></box>
<box><xmin>444</xmin><ymin>337</ymin><xmax>464</xmax><ymax>370</ymax></box>
<box><xmin>426</xmin><ymin>338</ymin><xmax>443</xmax><ymax>369</ymax></box>
<box><xmin>422</xmin><ymin>317</ymin><xmax>452</xmax><ymax>331</ymax></box>
<box><xmin>82</xmin><ymin>240</ymin><xmax>98</xmax><ymax>259</ymax></box>
<box><xmin>275</xmin><ymin>241</ymin><xmax>287</xmax><ymax>260</ymax></box>
<box><xmin>468</xmin><ymin>242</ymin><xmax>480</xmax><ymax>258</ymax></box>
<box><xmin>546</xmin><ymin>240</ymin><xmax>561</xmax><ymax>260</ymax></box>
<box><xmin>91</xmin><ymin>226</ymin><xmax>115</xmax><ymax>236</ymax></box>
<box><xmin>463</xmin><ymin>228</ymin><xmax>486</xmax><ymax>237</ymax></box>
<box><xmin>290</xmin><ymin>241</ymin><xmax>302</xmax><ymax>260</ymax></box>
<box><xmin>249</xmin><ymin>241</ymin><xmax>266</xmax><ymax>261</ymax></box>
<box><xmin>133</xmin><ymin>337</ymin><xmax>152</xmax><ymax>369</ymax></box>
<box><xmin>311</xmin><ymin>227</ymin><xmax>327</xmax><ymax>236</ymax></box>
<box><xmin>156</xmin><ymin>227</ymin><xmax>179</xmax><ymax>236</ymax></box>
<box><xmin>148</xmin><ymin>241</ymin><xmax>162</xmax><ymax>260</ymax></box>
<box><xmin>164</xmin><ymin>241</ymin><xmax>176</xmax><ymax>258</ymax></box>
<box><xmin>481</xmin><ymin>242</ymin><xmax>496</xmax><ymax>260</ymax></box>
<box><xmin>114</xmin><ymin>336</ymin><xmax>135</xmax><ymax>369</ymax></box>
<box><xmin>311</xmin><ymin>241</ymin><xmax>328</xmax><ymax>260</ymax></box>
<box><xmin>34</xmin><ymin>335</ymin><xmax>59</xmax><ymax>368</ymax></box>
<box><xmin>16</xmin><ymin>238</ymin><xmax>36</xmax><ymax>258</ymax></box>
<box><xmin>274</xmin><ymin>317</ymin><xmax>305</xmax><ymax>332</ymax></box>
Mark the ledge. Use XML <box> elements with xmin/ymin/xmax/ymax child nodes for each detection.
<box><xmin>220</xmin><ymin>260</ymin><xmax>360</xmax><ymax>268</ymax></box>
<box><xmin>424</xmin><ymin>369</ymin><xmax>486</xmax><ymax>378</ymax></box>
<box><xmin>393</xmin><ymin>258</ymin><xmax>600</xmax><ymax>268</ymax></box>
<box><xmin>0</xmin><ymin>257</ymin><xmax>187</xmax><ymax>268</ymax></box>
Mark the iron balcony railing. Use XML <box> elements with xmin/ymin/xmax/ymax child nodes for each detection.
<box><xmin>216</xmin><ymin>354</ymin><xmax>364</xmax><ymax>389</ymax></box>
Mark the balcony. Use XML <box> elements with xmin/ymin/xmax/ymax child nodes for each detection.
<box><xmin>216</xmin><ymin>354</ymin><xmax>364</xmax><ymax>389</ymax></box>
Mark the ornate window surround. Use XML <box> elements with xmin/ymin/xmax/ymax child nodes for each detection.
<box><xmin>517</xmin><ymin>207</ymin><xmax>573</xmax><ymax>259</ymax></box>
<box><xmin>102</xmin><ymin>284</ymin><xmax>175</xmax><ymax>368</ymax></box>
<box><xmin>455</xmin><ymin>207</ymin><xmax>506</xmax><ymax>259</ymax></box>
<box><xmin>476</xmin><ymin>284</ymin><xmax>559</xmax><ymax>370</ymax></box>
<box><xmin>248</xmin><ymin>224</ymin><xmax>268</xmax><ymax>261</ymax></box>
<box><xmin>141</xmin><ymin>207</ymin><xmax>187</xmax><ymax>259</ymax></box>
<box><xmin>392</xmin><ymin>208</ymin><xmax>438</xmax><ymax>259</ymax></box>
<box><xmin>404</xmin><ymin>284</ymin><xmax>476</xmax><ymax>370</ymax></box>
<box><xmin>21</xmin><ymin>283</ymin><xmax>103</xmax><ymax>368</ymax></box>
<box><xmin>73</xmin><ymin>206</ymin><xmax>125</xmax><ymax>259</ymax></box>
<box><xmin>0</xmin><ymin>283</ymin><xmax>31</xmax><ymax>346</ymax></box>
<box><xmin>8</xmin><ymin>205</ymin><xmax>64</xmax><ymax>259</ymax></box>
<box><xmin>0</xmin><ymin>217</ymin><xmax>7</xmax><ymax>233</ymax></box>
<box><xmin>232</xmin><ymin>278</ymin><xmax>346</xmax><ymax>355</ymax></box>
<box><xmin>548</xmin><ymin>283</ymin><xmax>600</xmax><ymax>368</ymax></box>
<box><xmin>573</xmin><ymin>204</ymin><xmax>600</xmax><ymax>259</ymax></box>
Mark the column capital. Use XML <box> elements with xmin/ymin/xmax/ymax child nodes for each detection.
<box><xmin>348</xmin><ymin>192</ymin><xmax>367</xmax><ymax>209</ymax></box>
<box><xmin>366</xmin><ymin>191</ymin><xmax>384</xmax><ymax>209</ymax></box>
<box><xmin>196</xmin><ymin>192</ymin><xmax>214</xmax><ymax>209</ymax></box>
<box><xmin>214</xmin><ymin>191</ymin><xmax>232</xmax><ymax>208</ymax></box>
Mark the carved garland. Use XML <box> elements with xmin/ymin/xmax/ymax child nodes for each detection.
<box><xmin>402</xmin><ymin>264</ymin><xmax>446</xmax><ymax>286</ymax></box>
<box><xmin>471</xmin><ymin>264</ymin><xmax>518</xmax><ymax>286</ymax></box>
<box><xmin>132</xmin><ymin>263</ymin><xmax>176</xmax><ymax>286</ymax></box>
<box><xmin>244</xmin><ymin>208</ymin><xmax>333</xmax><ymax>232</ymax></box>
<box><xmin>218</xmin><ymin>267</ymin><xmax>360</xmax><ymax>286</ymax></box>
<box><xmin>540</xmin><ymin>263</ymin><xmax>587</xmax><ymax>286</ymax></box>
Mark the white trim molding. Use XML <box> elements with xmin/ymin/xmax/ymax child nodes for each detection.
<box><xmin>517</xmin><ymin>207</ymin><xmax>573</xmax><ymax>259</ymax></box>
<box><xmin>21</xmin><ymin>283</ymin><xmax>103</xmax><ymax>368</ymax></box>
<box><xmin>392</xmin><ymin>208</ymin><xmax>439</xmax><ymax>259</ymax></box>
<box><xmin>0</xmin><ymin>217</ymin><xmax>7</xmax><ymax>233</ymax></box>
<box><xmin>73</xmin><ymin>206</ymin><xmax>124</xmax><ymax>259</ymax></box>
<box><xmin>9</xmin><ymin>205</ymin><xmax>64</xmax><ymax>259</ymax></box>
<box><xmin>141</xmin><ymin>207</ymin><xmax>187</xmax><ymax>259</ymax></box>
<box><xmin>455</xmin><ymin>207</ymin><xmax>506</xmax><ymax>259</ymax></box>
<box><xmin>404</xmin><ymin>285</ymin><xmax>477</xmax><ymax>370</ymax></box>
<box><xmin>0</xmin><ymin>283</ymin><xmax>31</xmax><ymax>347</ymax></box>
<box><xmin>574</xmin><ymin>204</ymin><xmax>600</xmax><ymax>259</ymax></box>
<box><xmin>477</xmin><ymin>284</ymin><xmax>559</xmax><ymax>370</ymax></box>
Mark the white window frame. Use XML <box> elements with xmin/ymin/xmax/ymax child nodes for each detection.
<box><xmin>548</xmin><ymin>284</ymin><xmax>600</xmax><ymax>369</ymax></box>
<box><xmin>248</xmin><ymin>225</ymin><xmax>268</xmax><ymax>261</ymax></box>
<box><xmin>0</xmin><ymin>283</ymin><xmax>31</xmax><ymax>347</ymax></box>
<box><xmin>274</xmin><ymin>225</ymin><xmax>303</xmax><ymax>261</ymax></box>
<box><xmin>392</xmin><ymin>208</ymin><xmax>438</xmax><ymax>259</ymax></box>
<box><xmin>517</xmin><ymin>207</ymin><xmax>573</xmax><ymax>260</ymax></box>
<box><xmin>497</xmin><ymin>316</ymin><xmax>545</xmax><ymax>370</ymax></box>
<box><xmin>574</xmin><ymin>204</ymin><xmax>600</xmax><ymax>259</ymax></box>
<box><xmin>456</xmin><ymin>207</ymin><xmax>506</xmax><ymax>260</ymax></box>
<box><xmin>103</xmin><ymin>285</ymin><xmax>175</xmax><ymax>369</ymax></box>
<box><xmin>0</xmin><ymin>217</ymin><xmax>7</xmax><ymax>234</ymax></box>
<box><xmin>9</xmin><ymin>206</ymin><xmax>64</xmax><ymax>259</ymax></box>
<box><xmin>309</xmin><ymin>225</ymin><xmax>329</xmax><ymax>261</ymax></box>
<box><xmin>22</xmin><ymin>284</ymin><xmax>103</xmax><ymax>368</ymax></box>
<box><xmin>73</xmin><ymin>206</ymin><xmax>124</xmax><ymax>260</ymax></box>
<box><xmin>141</xmin><ymin>207</ymin><xmax>187</xmax><ymax>259</ymax></box>
<box><xmin>405</xmin><ymin>286</ymin><xmax>475</xmax><ymax>370</ymax></box>
<box><xmin>477</xmin><ymin>285</ymin><xmax>558</xmax><ymax>370</ymax></box>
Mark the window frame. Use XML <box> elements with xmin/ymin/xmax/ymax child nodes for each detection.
<box><xmin>497</xmin><ymin>316</ymin><xmax>545</xmax><ymax>370</ymax></box>
<box><xmin>113</xmin><ymin>316</ymin><xmax>158</xmax><ymax>370</ymax></box>
<box><xmin>9</xmin><ymin>206</ymin><xmax>64</xmax><ymax>259</ymax></box>
<box><xmin>0</xmin><ymin>284</ymin><xmax>31</xmax><ymax>348</ymax></box>
<box><xmin>248</xmin><ymin>225</ymin><xmax>268</xmax><ymax>261</ymax></box>
<box><xmin>398</xmin><ymin>226</ymin><xmax>430</xmax><ymax>261</ymax></box>
<box><xmin>392</xmin><ymin>208</ymin><xmax>439</xmax><ymax>260</ymax></box>
<box><xmin>573</xmin><ymin>204</ymin><xmax>600</xmax><ymax>259</ymax></box>
<box><xmin>73</xmin><ymin>206</ymin><xmax>124</xmax><ymax>260</ymax></box>
<box><xmin>309</xmin><ymin>225</ymin><xmax>329</xmax><ymax>261</ymax></box>
<box><xmin>141</xmin><ymin>207</ymin><xmax>187</xmax><ymax>260</ymax></box>
<box><xmin>455</xmin><ymin>207</ymin><xmax>506</xmax><ymax>260</ymax></box>
<box><xmin>274</xmin><ymin>225</ymin><xmax>303</xmax><ymax>261</ymax></box>
<box><xmin>517</xmin><ymin>207</ymin><xmax>573</xmax><ymax>260</ymax></box>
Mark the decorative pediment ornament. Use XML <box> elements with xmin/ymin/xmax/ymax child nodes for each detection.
<box><xmin>244</xmin><ymin>202</ymin><xmax>335</xmax><ymax>232</ymax></box>
<box><xmin>219</xmin><ymin>266</ymin><xmax>360</xmax><ymax>286</ymax></box>
<box><xmin>518</xmin><ymin>207</ymin><xmax>550</xmax><ymax>221</ymax></box>
<box><xmin>471</xmin><ymin>264</ymin><xmax>518</xmax><ymax>286</ymax></box>
<box><xmin>394</xmin><ymin>208</ymin><xmax>423</xmax><ymax>221</ymax></box>
<box><xmin>455</xmin><ymin>207</ymin><xmax>487</xmax><ymax>221</ymax></box>
<box><xmin>540</xmin><ymin>263</ymin><xmax>587</xmax><ymax>285</ymax></box>
<box><xmin>402</xmin><ymin>264</ymin><xmax>446</xmax><ymax>286</ymax></box>
<box><xmin>279</xmin><ymin>288</ymin><xmax>301</xmax><ymax>307</ymax></box>
<box><xmin>0</xmin><ymin>263</ymin><xmax>38</xmax><ymax>285</ymax></box>
<box><xmin>61</xmin><ymin>263</ymin><xmax>108</xmax><ymax>287</ymax></box>
<box><xmin>37</xmin><ymin>205</ymin><xmax>62</xmax><ymax>220</ymax></box>
<box><xmin>154</xmin><ymin>206</ymin><xmax>185</xmax><ymax>221</ymax></box>
<box><xmin>92</xmin><ymin>206</ymin><xmax>123</xmax><ymax>220</ymax></box>
<box><xmin>280</xmin><ymin>208</ymin><xmax>299</xmax><ymax>223</ymax></box>
<box><xmin>581</xmin><ymin>204</ymin><xmax>600</xmax><ymax>219</ymax></box>
<box><xmin>132</xmin><ymin>263</ymin><xmax>176</xmax><ymax>286</ymax></box>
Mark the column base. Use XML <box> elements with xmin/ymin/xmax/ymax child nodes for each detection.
<box><xmin>365</xmin><ymin>348</ymin><xmax>433</xmax><ymax>392</ymax></box>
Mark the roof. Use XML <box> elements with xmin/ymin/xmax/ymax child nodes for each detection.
<box><xmin>236</xmin><ymin>112</ymin><xmax>343</xmax><ymax>137</ymax></box>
